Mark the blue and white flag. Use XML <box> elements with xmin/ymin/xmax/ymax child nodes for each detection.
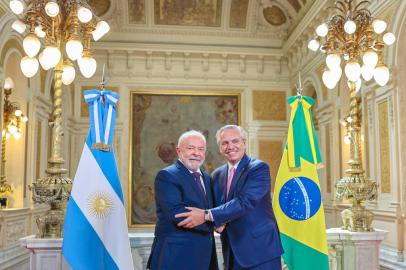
<box><xmin>63</xmin><ymin>90</ymin><xmax>134</xmax><ymax>270</ymax></box>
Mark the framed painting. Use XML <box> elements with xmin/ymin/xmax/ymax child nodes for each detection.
<box><xmin>129</xmin><ymin>91</ymin><xmax>240</xmax><ymax>227</ymax></box>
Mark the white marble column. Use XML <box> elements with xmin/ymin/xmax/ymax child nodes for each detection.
<box><xmin>20</xmin><ymin>235</ymin><xmax>70</xmax><ymax>270</ymax></box>
<box><xmin>327</xmin><ymin>227</ymin><xmax>388</xmax><ymax>270</ymax></box>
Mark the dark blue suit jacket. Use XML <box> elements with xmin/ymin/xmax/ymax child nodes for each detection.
<box><xmin>147</xmin><ymin>160</ymin><xmax>218</xmax><ymax>270</ymax></box>
<box><xmin>211</xmin><ymin>155</ymin><xmax>283</xmax><ymax>268</ymax></box>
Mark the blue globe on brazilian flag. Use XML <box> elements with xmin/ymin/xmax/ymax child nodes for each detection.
<box><xmin>273</xmin><ymin>96</ymin><xmax>329</xmax><ymax>270</ymax></box>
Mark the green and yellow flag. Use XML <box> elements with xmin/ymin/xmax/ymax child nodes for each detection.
<box><xmin>273</xmin><ymin>95</ymin><xmax>329</xmax><ymax>270</ymax></box>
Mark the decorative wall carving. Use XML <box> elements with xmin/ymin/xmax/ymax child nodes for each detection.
<box><xmin>252</xmin><ymin>90</ymin><xmax>286</xmax><ymax>121</ymax></box>
<box><xmin>378</xmin><ymin>100</ymin><xmax>391</xmax><ymax>193</ymax></box>
<box><xmin>258</xmin><ymin>140</ymin><xmax>283</xmax><ymax>192</ymax></box>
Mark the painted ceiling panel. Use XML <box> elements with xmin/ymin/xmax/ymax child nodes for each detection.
<box><xmin>287</xmin><ymin>0</ymin><xmax>301</xmax><ymax>12</ymax></box>
<box><xmin>154</xmin><ymin>0</ymin><xmax>222</xmax><ymax>27</ymax></box>
<box><xmin>128</xmin><ymin>0</ymin><xmax>146</xmax><ymax>24</ymax></box>
<box><xmin>229</xmin><ymin>0</ymin><xmax>249</xmax><ymax>29</ymax></box>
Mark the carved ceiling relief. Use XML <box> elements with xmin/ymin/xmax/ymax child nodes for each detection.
<box><xmin>154</xmin><ymin>0</ymin><xmax>222</xmax><ymax>27</ymax></box>
<box><xmin>128</xmin><ymin>0</ymin><xmax>146</xmax><ymax>24</ymax></box>
<box><xmin>88</xmin><ymin>0</ymin><xmax>111</xmax><ymax>17</ymax></box>
<box><xmin>229</xmin><ymin>0</ymin><xmax>249</xmax><ymax>28</ymax></box>
<box><xmin>263</xmin><ymin>5</ymin><xmax>287</xmax><ymax>26</ymax></box>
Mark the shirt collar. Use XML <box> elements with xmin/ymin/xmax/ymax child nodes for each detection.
<box><xmin>228</xmin><ymin>160</ymin><xmax>240</xmax><ymax>171</ymax></box>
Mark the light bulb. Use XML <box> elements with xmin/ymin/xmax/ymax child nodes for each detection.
<box><xmin>308</xmin><ymin>39</ymin><xmax>320</xmax><ymax>52</ymax></box>
<box><xmin>5</xmin><ymin>133</ymin><xmax>10</xmax><ymax>140</ymax></box>
<box><xmin>21</xmin><ymin>116</ymin><xmax>28</xmax><ymax>122</ymax></box>
<box><xmin>12</xmin><ymin>20</ymin><xmax>26</xmax><ymax>34</ymax></box>
<box><xmin>65</xmin><ymin>39</ymin><xmax>83</xmax><ymax>61</ymax></box>
<box><xmin>78</xmin><ymin>54</ymin><xmax>97</xmax><ymax>78</ymax></box>
<box><xmin>45</xmin><ymin>1</ymin><xmax>60</xmax><ymax>17</ymax></box>
<box><xmin>344</xmin><ymin>134</ymin><xmax>351</xmax><ymax>144</ymax></box>
<box><xmin>13</xmin><ymin>131</ymin><xmax>22</xmax><ymax>140</ymax></box>
<box><xmin>10</xmin><ymin>0</ymin><xmax>25</xmax><ymax>15</ymax></box>
<box><xmin>15</xmin><ymin>109</ymin><xmax>22</xmax><ymax>117</ymax></box>
<box><xmin>20</xmin><ymin>56</ymin><xmax>39</xmax><ymax>78</ymax></box>
<box><xmin>326</xmin><ymin>53</ymin><xmax>341</xmax><ymax>70</ymax></box>
<box><xmin>347</xmin><ymin>79</ymin><xmax>362</xmax><ymax>92</ymax></box>
<box><xmin>38</xmin><ymin>51</ymin><xmax>51</xmax><ymax>70</ymax></box>
<box><xmin>35</xmin><ymin>25</ymin><xmax>46</xmax><ymax>38</ymax></box>
<box><xmin>42</xmin><ymin>45</ymin><xmax>61</xmax><ymax>68</ymax></box>
<box><xmin>8</xmin><ymin>124</ymin><xmax>17</xmax><ymax>135</ymax></box>
<box><xmin>373</xmin><ymin>19</ymin><xmax>387</xmax><ymax>34</ymax></box>
<box><xmin>383</xmin><ymin>32</ymin><xmax>396</xmax><ymax>46</ymax></box>
<box><xmin>344</xmin><ymin>20</ymin><xmax>356</xmax><ymax>34</ymax></box>
<box><xmin>344</xmin><ymin>60</ymin><xmax>361</xmax><ymax>82</ymax></box>
<box><xmin>4</xmin><ymin>77</ymin><xmax>14</xmax><ymax>90</ymax></box>
<box><xmin>362</xmin><ymin>50</ymin><xmax>378</xmax><ymax>69</ymax></box>
<box><xmin>78</xmin><ymin>6</ymin><xmax>93</xmax><ymax>23</ymax></box>
<box><xmin>92</xmin><ymin>21</ymin><xmax>110</xmax><ymax>41</ymax></box>
<box><xmin>361</xmin><ymin>65</ymin><xmax>374</xmax><ymax>81</ymax></box>
<box><xmin>62</xmin><ymin>64</ymin><xmax>76</xmax><ymax>85</ymax></box>
<box><xmin>374</xmin><ymin>64</ymin><xmax>390</xmax><ymax>86</ymax></box>
<box><xmin>316</xmin><ymin>23</ymin><xmax>328</xmax><ymax>37</ymax></box>
<box><xmin>322</xmin><ymin>69</ymin><xmax>338</xmax><ymax>90</ymax></box>
<box><xmin>23</xmin><ymin>34</ymin><xmax>41</xmax><ymax>57</ymax></box>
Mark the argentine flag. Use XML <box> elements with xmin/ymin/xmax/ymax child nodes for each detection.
<box><xmin>273</xmin><ymin>96</ymin><xmax>329</xmax><ymax>270</ymax></box>
<box><xmin>63</xmin><ymin>90</ymin><xmax>134</xmax><ymax>270</ymax></box>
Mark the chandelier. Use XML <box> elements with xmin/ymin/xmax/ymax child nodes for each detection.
<box><xmin>307</xmin><ymin>0</ymin><xmax>396</xmax><ymax>232</ymax></box>
<box><xmin>8</xmin><ymin>0</ymin><xmax>109</xmax><ymax>237</ymax></box>
<box><xmin>0</xmin><ymin>77</ymin><xmax>28</xmax><ymax>208</ymax></box>
<box><xmin>10</xmin><ymin>0</ymin><xmax>110</xmax><ymax>82</ymax></box>
<box><xmin>308</xmin><ymin>0</ymin><xmax>396</xmax><ymax>89</ymax></box>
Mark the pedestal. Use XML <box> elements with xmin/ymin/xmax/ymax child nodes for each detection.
<box><xmin>326</xmin><ymin>227</ymin><xmax>388</xmax><ymax>270</ymax></box>
<box><xmin>20</xmin><ymin>235</ymin><xmax>70</xmax><ymax>270</ymax></box>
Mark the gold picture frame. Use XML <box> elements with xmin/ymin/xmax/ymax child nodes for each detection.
<box><xmin>128</xmin><ymin>91</ymin><xmax>241</xmax><ymax>227</ymax></box>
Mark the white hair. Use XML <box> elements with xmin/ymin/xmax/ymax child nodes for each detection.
<box><xmin>215</xmin><ymin>125</ymin><xmax>247</xmax><ymax>145</ymax></box>
<box><xmin>177</xmin><ymin>130</ymin><xmax>206</xmax><ymax>147</ymax></box>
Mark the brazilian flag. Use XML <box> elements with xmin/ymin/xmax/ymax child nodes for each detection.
<box><xmin>273</xmin><ymin>96</ymin><xmax>329</xmax><ymax>270</ymax></box>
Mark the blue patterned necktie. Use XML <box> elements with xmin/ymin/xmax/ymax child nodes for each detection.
<box><xmin>192</xmin><ymin>172</ymin><xmax>206</xmax><ymax>196</ymax></box>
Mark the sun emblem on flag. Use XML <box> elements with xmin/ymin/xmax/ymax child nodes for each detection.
<box><xmin>87</xmin><ymin>192</ymin><xmax>114</xmax><ymax>219</ymax></box>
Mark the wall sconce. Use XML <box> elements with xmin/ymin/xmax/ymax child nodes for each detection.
<box><xmin>0</xmin><ymin>77</ymin><xmax>28</xmax><ymax>208</ymax></box>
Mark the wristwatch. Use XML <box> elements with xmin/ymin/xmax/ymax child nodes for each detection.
<box><xmin>204</xmin><ymin>209</ymin><xmax>210</xmax><ymax>221</ymax></box>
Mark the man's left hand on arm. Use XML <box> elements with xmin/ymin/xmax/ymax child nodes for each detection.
<box><xmin>175</xmin><ymin>207</ymin><xmax>205</xmax><ymax>228</ymax></box>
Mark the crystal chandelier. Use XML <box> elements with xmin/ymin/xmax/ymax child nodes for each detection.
<box><xmin>10</xmin><ymin>0</ymin><xmax>110</xmax><ymax>82</ymax></box>
<box><xmin>307</xmin><ymin>0</ymin><xmax>396</xmax><ymax>231</ymax></box>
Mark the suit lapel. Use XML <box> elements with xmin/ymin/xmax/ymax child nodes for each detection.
<box><xmin>202</xmin><ymin>171</ymin><xmax>211</xmax><ymax>208</ymax></box>
<box><xmin>218</xmin><ymin>165</ymin><xmax>228</xmax><ymax>204</ymax></box>
<box><xmin>175</xmin><ymin>160</ymin><xmax>207</xmax><ymax>207</ymax></box>
<box><xmin>227</xmin><ymin>155</ymin><xmax>250</xmax><ymax>201</ymax></box>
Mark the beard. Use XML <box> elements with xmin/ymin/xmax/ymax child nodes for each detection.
<box><xmin>179</xmin><ymin>153</ymin><xmax>204</xmax><ymax>171</ymax></box>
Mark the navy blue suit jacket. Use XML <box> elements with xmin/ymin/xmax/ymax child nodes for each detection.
<box><xmin>147</xmin><ymin>160</ymin><xmax>218</xmax><ymax>270</ymax></box>
<box><xmin>211</xmin><ymin>155</ymin><xmax>283</xmax><ymax>268</ymax></box>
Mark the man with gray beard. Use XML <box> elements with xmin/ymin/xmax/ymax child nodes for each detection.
<box><xmin>147</xmin><ymin>130</ymin><xmax>218</xmax><ymax>270</ymax></box>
